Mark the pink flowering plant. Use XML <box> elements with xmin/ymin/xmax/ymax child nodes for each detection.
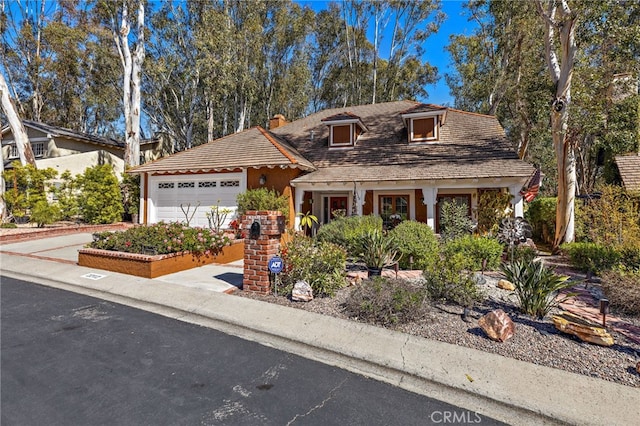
<box><xmin>89</xmin><ymin>222</ymin><xmax>230</xmax><ymax>256</ymax></box>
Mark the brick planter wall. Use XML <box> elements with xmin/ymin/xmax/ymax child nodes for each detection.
<box><xmin>78</xmin><ymin>239</ymin><xmax>244</xmax><ymax>278</ymax></box>
<box><xmin>242</xmin><ymin>210</ymin><xmax>284</xmax><ymax>294</ymax></box>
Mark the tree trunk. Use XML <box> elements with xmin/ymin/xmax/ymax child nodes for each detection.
<box><xmin>116</xmin><ymin>0</ymin><xmax>144</xmax><ymax>167</ymax></box>
<box><xmin>0</xmin><ymin>73</ymin><xmax>36</xmax><ymax>167</ymax></box>
<box><xmin>537</xmin><ymin>0</ymin><xmax>578</xmax><ymax>249</ymax></box>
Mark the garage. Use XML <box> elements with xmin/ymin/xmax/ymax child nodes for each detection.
<box><xmin>147</xmin><ymin>172</ymin><xmax>245</xmax><ymax>228</ymax></box>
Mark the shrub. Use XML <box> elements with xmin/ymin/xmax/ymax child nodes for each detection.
<box><xmin>561</xmin><ymin>242</ymin><xmax>621</xmax><ymax>274</ymax></box>
<box><xmin>510</xmin><ymin>245</ymin><xmax>538</xmax><ymax>264</ymax></box>
<box><xmin>342</xmin><ymin>277</ymin><xmax>429</xmax><ymax>326</ymax></box>
<box><xmin>1</xmin><ymin>223</ymin><xmax>18</xmax><ymax>228</ymax></box>
<box><xmin>236</xmin><ymin>188</ymin><xmax>289</xmax><ymax>220</ymax></box>
<box><xmin>578</xmin><ymin>185</ymin><xmax>640</xmax><ymax>247</ymax></box>
<box><xmin>89</xmin><ymin>222</ymin><xmax>230</xmax><ymax>255</ymax></box>
<box><xmin>280</xmin><ymin>234</ymin><xmax>347</xmax><ymax>297</ymax></box>
<box><xmin>423</xmin><ymin>253</ymin><xmax>482</xmax><ymax>306</ymax></box>
<box><xmin>500</xmin><ymin>260</ymin><xmax>573</xmax><ymax>319</ymax></box>
<box><xmin>121</xmin><ymin>171</ymin><xmax>140</xmax><ymax>215</ymax></box>
<box><xmin>76</xmin><ymin>165</ymin><xmax>124</xmax><ymax>224</ymax></box>
<box><xmin>620</xmin><ymin>244</ymin><xmax>640</xmax><ymax>273</ymax></box>
<box><xmin>389</xmin><ymin>220</ymin><xmax>439</xmax><ymax>270</ymax></box>
<box><xmin>475</xmin><ymin>190</ymin><xmax>513</xmax><ymax>235</ymax></box>
<box><xmin>524</xmin><ymin>197</ymin><xmax>556</xmax><ymax>245</ymax></box>
<box><xmin>2</xmin><ymin>161</ymin><xmax>58</xmax><ymax>221</ymax></box>
<box><xmin>439</xmin><ymin>200</ymin><xmax>474</xmax><ymax>241</ymax></box>
<box><xmin>316</xmin><ymin>215</ymin><xmax>382</xmax><ymax>255</ymax></box>
<box><xmin>442</xmin><ymin>235</ymin><xmax>503</xmax><ymax>272</ymax></box>
<box><xmin>601</xmin><ymin>270</ymin><xmax>640</xmax><ymax>316</ymax></box>
<box><xmin>30</xmin><ymin>198</ymin><xmax>61</xmax><ymax>227</ymax></box>
<box><xmin>54</xmin><ymin>171</ymin><xmax>80</xmax><ymax>220</ymax></box>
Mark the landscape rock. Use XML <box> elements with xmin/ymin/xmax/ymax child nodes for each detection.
<box><xmin>552</xmin><ymin>311</ymin><xmax>614</xmax><ymax>347</ymax></box>
<box><xmin>291</xmin><ymin>281</ymin><xmax>313</xmax><ymax>302</ymax></box>
<box><xmin>497</xmin><ymin>279</ymin><xmax>516</xmax><ymax>291</ymax></box>
<box><xmin>478</xmin><ymin>309</ymin><xmax>515</xmax><ymax>342</ymax></box>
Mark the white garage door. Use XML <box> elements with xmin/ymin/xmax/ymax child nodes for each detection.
<box><xmin>149</xmin><ymin>173</ymin><xmax>245</xmax><ymax>228</ymax></box>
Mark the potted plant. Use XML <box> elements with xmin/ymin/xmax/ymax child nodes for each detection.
<box><xmin>358</xmin><ymin>229</ymin><xmax>402</xmax><ymax>277</ymax></box>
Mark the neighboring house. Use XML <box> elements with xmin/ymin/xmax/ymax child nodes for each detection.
<box><xmin>615</xmin><ymin>153</ymin><xmax>640</xmax><ymax>193</ymax></box>
<box><xmin>1</xmin><ymin>120</ymin><xmax>170</xmax><ymax>180</ymax></box>
<box><xmin>130</xmin><ymin>100</ymin><xmax>534</xmax><ymax>230</ymax></box>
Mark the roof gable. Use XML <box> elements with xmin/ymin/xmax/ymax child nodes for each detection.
<box><xmin>615</xmin><ymin>154</ymin><xmax>640</xmax><ymax>192</ymax></box>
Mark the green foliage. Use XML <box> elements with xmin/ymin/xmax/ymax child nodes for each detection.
<box><xmin>315</xmin><ymin>215</ymin><xmax>383</xmax><ymax>255</ymax></box>
<box><xmin>121</xmin><ymin>172</ymin><xmax>140</xmax><ymax>215</ymax></box>
<box><xmin>510</xmin><ymin>245</ymin><xmax>538</xmax><ymax>264</ymax></box>
<box><xmin>2</xmin><ymin>161</ymin><xmax>58</xmax><ymax>221</ymax></box>
<box><xmin>439</xmin><ymin>200</ymin><xmax>473</xmax><ymax>241</ymax></box>
<box><xmin>53</xmin><ymin>171</ymin><xmax>80</xmax><ymax>220</ymax></box>
<box><xmin>475</xmin><ymin>190</ymin><xmax>513</xmax><ymax>235</ymax></box>
<box><xmin>357</xmin><ymin>229</ymin><xmax>401</xmax><ymax>270</ymax></box>
<box><xmin>577</xmin><ymin>185</ymin><xmax>640</xmax><ymax>247</ymax></box>
<box><xmin>619</xmin><ymin>244</ymin><xmax>640</xmax><ymax>273</ymax></box>
<box><xmin>236</xmin><ymin>188</ymin><xmax>289</xmax><ymax>220</ymax></box>
<box><xmin>561</xmin><ymin>242</ymin><xmax>622</xmax><ymax>274</ymax></box>
<box><xmin>296</xmin><ymin>211</ymin><xmax>318</xmax><ymax>233</ymax></box>
<box><xmin>389</xmin><ymin>220</ymin><xmax>439</xmax><ymax>270</ymax></box>
<box><xmin>422</xmin><ymin>253</ymin><xmax>482</xmax><ymax>307</ymax></box>
<box><xmin>280</xmin><ymin>234</ymin><xmax>346</xmax><ymax>297</ymax></box>
<box><xmin>524</xmin><ymin>197</ymin><xmax>557</xmax><ymax>245</ymax></box>
<box><xmin>500</xmin><ymin>260</ymin><xmax>573</xmax><ymax>319</ymax></box>
<box><xmin>89</xmin><ymin>222</ymin><xmax>230</xmax><ymax>255</ymax></box>
<box><xmin>76</xmin><ymin>165</ymin><xmax>124</xmax><ymax>224</ymax></box>
<box><xmin>442</xmin><ymin>235</ymin><xmax>503</xmax><ymax>272</ymax></box>
<box><xmin>343</xmin><ymin>277</ymin><xmax>429</xmax><ymax>326</ymax></box>
<box><xmin>1</xmin><ymin>223</ymin><xmax>18</xmax><ymax>228</ymax></box>
<box><xmin>601</xmin><ymin>270</ymin><xmax>640</xmax><ymax>316</ymax></box>
<box><xmin>30</xmin><ymin>199</ymin><xmax>61</xmax><ymax>228</ymax></box>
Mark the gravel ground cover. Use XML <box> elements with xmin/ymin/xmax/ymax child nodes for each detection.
<box><xmin>237</xmin><ymin>270</ymin><xmax>640</xmax><ymax>388</ymax></box>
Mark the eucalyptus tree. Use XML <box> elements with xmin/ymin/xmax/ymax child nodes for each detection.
<box><xmin>95</xmin><ymin>0</ymin><xmax>145</xmax><ymax>166</ymax></box>
<box><xmin>145</xmin><ymin>1</ymin><xmax>204</xmax><ymax>151</ymax></box>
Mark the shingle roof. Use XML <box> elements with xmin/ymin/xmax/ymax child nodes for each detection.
<box><xmin>22</xmin><ymin>120</ymin><xmax>125</xmax><ymax>148</ymax></box>
<box><xmin>129</xmin><ymin>126</ymin><xmax>315</xmax><ymax>174</ymax></box>
<box><xmin>270</xmin><ymin>100</ymin><xmax>533</xmax><ymax>183</ymax></box>
<box><xmin>615</xmin><ymin>154</ymin><xmax>640</xmax><ymax>192</ymax></box>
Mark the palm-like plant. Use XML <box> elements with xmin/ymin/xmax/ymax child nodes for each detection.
<box><xmin>500</xmin><ymin>259</ymin><xmax>574</xmax><ymax>318</ymax></box>
<box><xmin>358</xmin><ymin>229</ymin><xmax>402</xmax><ymax>274</ymax></box>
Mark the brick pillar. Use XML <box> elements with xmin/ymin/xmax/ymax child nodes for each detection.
<box><xmin>242</xmin><ymin>210</ymin><xmax>284</xmax><ymax>294</ymax></box>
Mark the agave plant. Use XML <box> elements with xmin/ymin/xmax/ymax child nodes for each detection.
<box><xmin>358</xmin><ymin>229</ymin><xmax>402</xmax><ymax>275</ymax></box>
<box><xmin>500</xmin><ymin>259</ymin><xmax>574</xmax><ymax>318</ymax></box>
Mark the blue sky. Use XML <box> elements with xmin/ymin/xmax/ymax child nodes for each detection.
<box><xmin>298</xmin><ymin>0</ymin><xmax>477</xmax><ymax>106</ymax></box>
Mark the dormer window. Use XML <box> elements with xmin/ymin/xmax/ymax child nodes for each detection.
<box><xmin>410</xmin><ymin>116</ymin><xmax>437</xmax><ymax>142</ymax></box>
<box><xmin>400</xmin><ymin>104</ymin><xmax>447</xmax><ymax>144</ymax></box>
<box><xmin>322</xmin><ymin>112</ymin><xmax>368</xmax><ymax>150</ymax></box>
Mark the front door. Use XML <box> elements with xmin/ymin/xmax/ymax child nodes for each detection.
<box><xmin>329</xmin><ymin>196</ymin><xmax>348</xmax><ymax>220</ymax></box>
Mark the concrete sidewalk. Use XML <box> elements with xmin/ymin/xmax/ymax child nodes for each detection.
<box><xmin>1</xmin><ymin>235</ymin><xmax>639</xmax><ymax>425</ymax></box>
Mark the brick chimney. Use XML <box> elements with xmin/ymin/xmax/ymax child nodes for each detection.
<box><xmin>269</xmin><ymin>114</ymin><xmax>287</xmax><ymax>130</ymax></box>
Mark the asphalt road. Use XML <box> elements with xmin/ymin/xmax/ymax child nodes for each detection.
<box><xmin>1</xmin><ymin>276</ymin><xmax>504</xmax><ymax>425</ymax></box>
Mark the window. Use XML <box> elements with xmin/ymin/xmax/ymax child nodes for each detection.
<box><xmin>379</xmin><ymin>195</ymin><xmax>409</xmax><ymax>229</ymax></box>
<box><xmin>178</xmin><ymin>182</ymin><xmax>195</xmax><ymax>188</ymax></box>
<box><xmin>32</xmin><ymin>142</ymin><xmax>45</xmax><ymax>157</ymax></box>
<box><xmin>330</xmin><ymin>124</ymin><xmax>352</xmax><ymax>146</ymax></box>
<box><xmin>198</xmin><ymin>181</ymin><xmax>217</xmax><ymax>188</ymax></box>
<box><xmin>220</xmin><ymin>180</ymin><xmax>240</xmax><ymax>187</ymax></box>
<box><xmin>158</xmin><ymin>182</ymin><xmax>174</xmax><ymax>189</ymax></box>
<box><xmin>410</xmin><ymin>117</ymin><xmax>437</xmax><ymax>142</ymax></box>
<box><xmin>8</xmin><ymin>145</ymin><xmax>19</xmax><ymax>159</ymax></box>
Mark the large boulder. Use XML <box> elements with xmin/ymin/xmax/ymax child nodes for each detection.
<box><xmin>478</xmin><ymin>309</ymin><xmax>515</xmax><ymax>342</ymax></box>
<box><xmin>552</xmin><ymin>312</ymin><xmax>614</xmax><ymax>346</ymax></box>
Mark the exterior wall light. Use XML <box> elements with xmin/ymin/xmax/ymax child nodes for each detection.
<box><xmin>259</xmin><ymin>174</ymin><xmax>267</xmax><ymax>186</ymax></box>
